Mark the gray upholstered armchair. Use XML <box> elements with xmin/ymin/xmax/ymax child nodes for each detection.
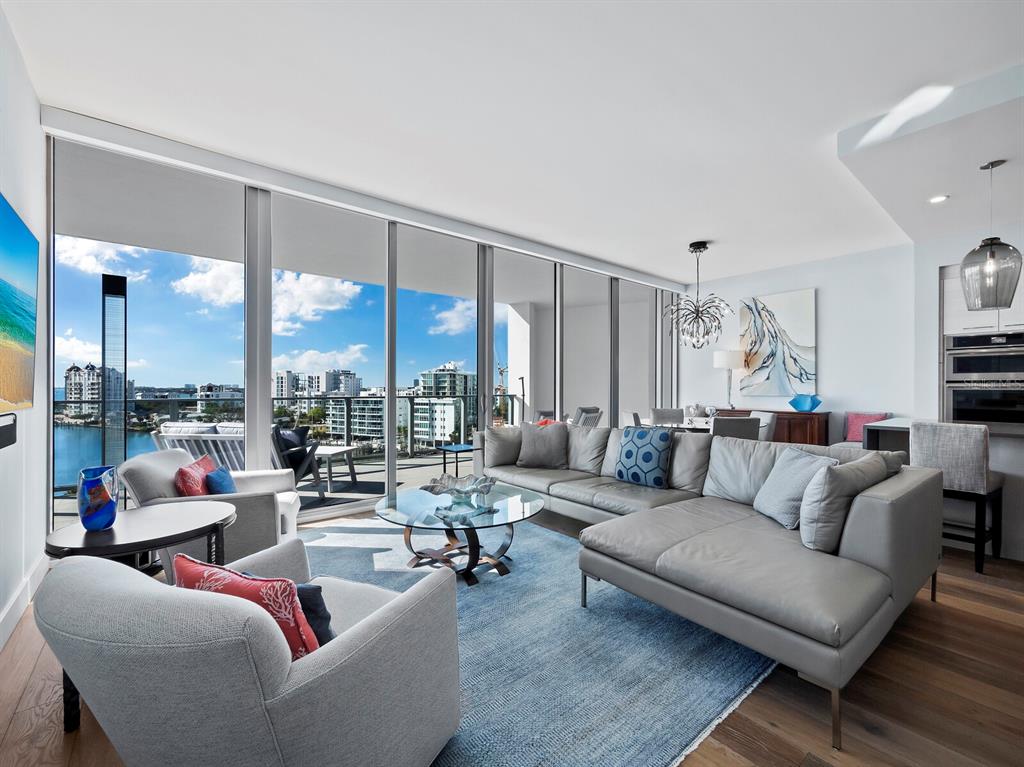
<box><xmin>120</xmin><ymin>448</ymin><xmax>301</xmax><ymax>582</ymax></box>
<box><xmin>34</xmin><ymin>539</ymin><xmax>460</xmax><ymax>767</ymax></box>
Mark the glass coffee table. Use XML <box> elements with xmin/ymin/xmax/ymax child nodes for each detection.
<box><xmin>375</xmin><ymin>483</ymin><xmax>545</xmax><ymax>585</ymax></box>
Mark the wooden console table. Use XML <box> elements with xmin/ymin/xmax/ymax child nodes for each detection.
<box><xmin>713</xmin><ymin>408</ymin><xmax>830</xmax><ymax>445</ymax></box>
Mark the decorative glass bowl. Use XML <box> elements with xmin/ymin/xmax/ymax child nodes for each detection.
<box><xmin>788</xmin><ymin>394</ymin><xmax>822</xmax><ymax>413</ymax></box>
<box><xmin>421</xmin><ymin>474</ymin><xmax>496</xmax><ymax>504</ymax></box>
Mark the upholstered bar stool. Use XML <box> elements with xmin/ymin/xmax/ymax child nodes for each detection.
<box><xmin>910</xmin><ymin>422</ymin><xmax>1004</xmax><ymax>574</ymax></box>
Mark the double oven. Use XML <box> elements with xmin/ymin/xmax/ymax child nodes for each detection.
<box><xmin>944</xmin><ymin>332</ymin><xmax>1024</xmax><ymax>436</ymax></box>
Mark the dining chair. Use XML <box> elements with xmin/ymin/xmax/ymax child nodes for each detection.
<box><xmin>650</xmin><ymin>408</ymin><xmax>687</xmax><ymax>424</ymax></box>
<box><xmin>620</xmin><ymin>411</ymin><xmax>642</xmax><ymax>427</ymax></box>
<box><xmin>572</xmin><ymin>406</ymin><xmax>603</xmax><ymax>428</ymax></box>
<box><xmin>909</xmin><ymin>421</ymin><xmax>1004</xmax><ymax>573</ymax></box>
<box><xmin>748</xmin><ymin>410</ymin><xmax>778</xmax><ymax>441</ymax></box>
<box><xmin>710</xmin><ymin>416</ymin><xmax>761</xmax><ymax>440</ymax></box>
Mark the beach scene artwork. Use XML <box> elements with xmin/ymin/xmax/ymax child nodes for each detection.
<box><xmin>0</xmin><ymin>192</ymin><xmax>39</xmax><ymax>411</ymax></box>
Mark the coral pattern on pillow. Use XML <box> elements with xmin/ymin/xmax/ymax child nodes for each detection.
<box><xmin>173</xmin><ymin>554</ymin><xmax>319</xmax><ymax>661</ymax></box>
<box><xmin>174</xmin><ymin>455</ymin><xmax>217</xmax><ymax>497</ymax></box>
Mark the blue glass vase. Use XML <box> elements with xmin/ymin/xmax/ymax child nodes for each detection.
<box><xmin>788</xmin><ymin>394</ymin><xmax>822</xmax><ymax>413</ymax></box>
<box><xmin>77</xmin><ymin>466</ymin><xmax>119</xmax><ymax>531</ymax></box>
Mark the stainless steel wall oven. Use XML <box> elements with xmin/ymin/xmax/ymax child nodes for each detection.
<box><xmin>944</xmin><ymin>333</ymin><xmax>1024</xmax><ymax>436</ymax></box>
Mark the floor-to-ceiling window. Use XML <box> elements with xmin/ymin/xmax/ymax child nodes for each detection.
<box><xmin>51</xmin><ymin>141</ymin><xmax>244</xmax><ymax>523</ymax></box>
<box><xmin>562</xmin><ymin>266</ymin><xmax>610</xmax><ymax>425</ymax></box>
<box><xmin>395</xmin><ymin>225</ymin><xmax>478</xmax><ymax>484</ymax></box>
<box><xmin>493</xmin><ymin>248</ymin><xmax>555</xmax><ymax>425</ymax></box>
<box><xmin>619</xmin><ymin>280</ymin><xmax>657</xmax><ymax>424</ymax></box>
<box><xmin>270</xmin><ymin>193</ymin><xmax>387</xmax><ymax>508</ymax></box>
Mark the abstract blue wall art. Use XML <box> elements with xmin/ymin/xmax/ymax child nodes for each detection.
<box><xmin>0</xmin><ymin>192</ymin><xmax>39</xmax><ymax>412</ymax></box>
<box><xmin>738</xmin><ymin>288</ymin><xmax>816</xmax><ymax>396</ymax></box>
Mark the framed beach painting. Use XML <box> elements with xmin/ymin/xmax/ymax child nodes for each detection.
<box><xmin>738</xmin><ymin>288</ymin><xmax>816</xmax><ymax>396</ymax></box>
<box><xmin>0</xmin><ymin>192</ymin><xmax>39</xmax><ymax>412</ymax></box>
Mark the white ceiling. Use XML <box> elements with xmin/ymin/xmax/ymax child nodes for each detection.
<box><xmin>4</xmin><ymin>1</ymin><xmax>1023</xmax><ymax>282</ymax></box>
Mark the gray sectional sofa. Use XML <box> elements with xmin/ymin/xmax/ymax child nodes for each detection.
<box><xmin>473</xmin><ymin>425</ymin><xmax>943</xmax><ymax>749</ymax></box>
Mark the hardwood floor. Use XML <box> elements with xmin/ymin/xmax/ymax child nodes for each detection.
<box><xmin>2</xmin><ymin>531</ymin><xmax>1021</xmax><ymax>766</ymax></box>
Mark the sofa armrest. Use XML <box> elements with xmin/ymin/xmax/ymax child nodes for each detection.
<box><xmin>146</xmin><ymin>492</ymin><xmax>280</xmax><ymax>582</ymax></box>
<box><xmin>473</xmin><ymin>431</ymin><xmax>485</xmax><ymax>475</ymax></box>
<box><xmin>230</xmin><ymin>468</ymin><xmax>296</xmax><ymax>494</ymax></box>
<box><xmin>264</xmin><ymin>568</ymin><xmax>459</xmax><ymax>765</ymax></box>
<box><xmin>838</xmin><ymin>466</ymin><xmax>943</xmax><ymax>611</ymax></box>
<box><xmin>226</xmin><ymin>538</ymin><xmax>311</xmax><ymax>583</ymax></box>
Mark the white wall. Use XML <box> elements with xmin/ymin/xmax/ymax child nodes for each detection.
<box><xmin>678</xmin><ymin>245</ymin><xmax>916</xmax><ymax>443</ymax></box>
<box><xmin>0</xmin><ymin>7</ymin><xmax>47</xmax><ymax>649</ymax></box>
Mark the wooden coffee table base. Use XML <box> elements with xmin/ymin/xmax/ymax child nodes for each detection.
<box><xmin>403</xmin><ymin>525</ymin><xmax>513</xmax><ymax>586</ymax></box>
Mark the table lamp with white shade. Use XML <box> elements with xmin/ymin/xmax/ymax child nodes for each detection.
<box><xmin>713</xmin><ymin>350</ymin><xmax>746</xmax><ymax>409</ymax></box>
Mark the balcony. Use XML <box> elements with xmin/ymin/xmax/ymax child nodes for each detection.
<box><xmin>53</xmin><ymin>393</ymin><xmax>523</xmax><ymax>522</ymax></box>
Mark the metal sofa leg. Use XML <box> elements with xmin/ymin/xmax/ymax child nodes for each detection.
<box><xmin>832</xmin><ymin>687</ymin><xmax>842</xmax><ymax>751</ymax></box>
<box><xmin>580</xmin><ymin>572</ymin><xmax>587</xmax><ymax>608</ymax></box>
<box><xmin>931</xmin><ymin>571</ymin><xmax>937</xmax><ymax>602</ymax></box>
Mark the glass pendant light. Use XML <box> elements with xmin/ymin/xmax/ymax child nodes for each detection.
<box><xmin>665</xmin><ymin>241</ymin><xmax>732</xmax><ymax>348</ymax></box>
<box><xmin>961</xmin><ymin>160</ymin><xmax>1022</xmax><ymax>311</ymax></box>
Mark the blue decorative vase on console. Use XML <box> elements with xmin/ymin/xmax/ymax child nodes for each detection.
<box><xmin>788</xmin><ymin>394</ymin><xmax>822</xmax><ymax>413</ymax></box>
<box><xmin>77</xmin><ymin>466</ymin><xmax>119</xmax><ymax>531</ymax></box>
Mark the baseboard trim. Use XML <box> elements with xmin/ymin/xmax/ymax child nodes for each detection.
<box><xmin>297</xmin><ymin>499</ymin><xmax>377</xmax><ymax>525</ymax></box>
<box><xmin>0</xmin><ymin>554</ymin><xmax>49</xmax><ymax>651</ymax></box>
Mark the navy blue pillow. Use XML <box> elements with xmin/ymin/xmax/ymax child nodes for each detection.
<box><xmin>295</xmin><ymin>583</ymin><xmax>336</xmax><ymax>646</ymax></box>
<box><xmin>615</xmin><ymin>426</ymin><xmax>673</xmax><ymax>488</ymax></box>
<box><xmin>242</xmin><ymin>572</ymin><xmax>335</xmax><ymax>646</ymax></box>
<box><xmin>205</xmin><ymin>466</ymin><xmax>237</xmax><ymax>495</ymax></box>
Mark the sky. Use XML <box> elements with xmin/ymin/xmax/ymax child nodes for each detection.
<box><xmin>53</xmin><ymin>236</ymin><xmax>508</xmax><ymax>390</ymax></box>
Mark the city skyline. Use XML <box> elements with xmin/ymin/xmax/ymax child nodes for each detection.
<box><xmin>54</xmin><ymin>235</ymin><xmax>507</xmax><ymax>390</ymax></box>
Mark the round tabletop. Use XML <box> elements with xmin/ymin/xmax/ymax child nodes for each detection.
<box><xmin>45</xmin><ymin>501</ymin><xmax>237</xmax><ymax>559</ymax></box>
<box><xmin>376</xmin><ymin>483</ymin><xmax>545</xmax><ymax>531</ymax></box>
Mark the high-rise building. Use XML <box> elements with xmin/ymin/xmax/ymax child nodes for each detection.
<box><xmin>64</xmin><ymin>363</ymin><xmax>102</xmax><ymax>416</ymax></box>
<box><xmin>273</xmin><ymin>370</ymin><xmax>298</xmax><ymax>400</ymax></box>
<box><xmin>196</xmin><ymin>382</ymin><xmax>244</xmax><ymax>414</ymax></box>
<box><xmin>307</xmin><ymin>369</ymin><xmax>361</xmax><ymax>396</ymax></box>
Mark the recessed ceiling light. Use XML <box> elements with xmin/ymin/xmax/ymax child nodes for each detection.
<box><xmin>929</xmin><ymin>195</ymin><xmax>950</xmax><ymax>204</ymax></box>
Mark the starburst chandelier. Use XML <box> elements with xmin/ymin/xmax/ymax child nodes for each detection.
<box><xmin>665</xmin><ymin>240</ymin><xmax>732</xmax><ymax>349</ymax></box>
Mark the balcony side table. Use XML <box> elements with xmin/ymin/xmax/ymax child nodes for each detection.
<box><xmin>439</xmin><ymin>444</ymin><xmax>475</xmax><ymax>477</ymax></box>
<box><xmin>44</xmin><ymin>501</ymin><xmax>236</xmax><ymax>733</ymax></box>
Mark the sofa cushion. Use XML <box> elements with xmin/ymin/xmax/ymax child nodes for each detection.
<box><xmin>667</xmin><ymin>432</ymin><xmax>713</xmax><ymax>494</ymax></box>
<box><xmin>614</xmin><ymin>427</ymin><xmax>674</xmax><ymax>487</ymax></box>
<box><xmin>801</xmin><ymin>453</ymin><xmax>888</xmax><ymax>553</ymax></box>
<box><xmin>826</xmin><ymin>445</ymin><xmax>906</xmax><ymax>476</ymax></box>
<box><xmin>654</xmin><ymin>525</ymin><xmax>891</xmax><ymax>646</ymax></box>
<box><xmin>600</xmin><ymin>428</ymin><xmax>624</xmax><ymax>477</ymax></box>
<box><xmin>484</xmin><ymin>426</ymin><xmax>522</xmax><ymax>468</ymax></box>
<box><xmin>205</xmin><ymin>466</ymin><xmax>238</xmax><ymax>495</ymax></box>
<box><xmin>174</xmin><ymin>455</ymin><xmax>216</xmax><ymax>497</ymax></box>
<box><xmin>517</xmin><ymin>422</ymin><xmax>569</xmax><ymax>469</ymax></box>
<box><xmin>702</xmin><ymin>437</ymin><xmax>787</xmax><ymax>504</ymax></box>
<box><xmin>590</xmin><ymin>480</ymin><xmax>697</xmax><ymax>515</ymax></box>
<box><xmin>484</xmin><ymin>464</ymin><xmax>593</xmax><ymax>493</ymax></box>
<box><xmin>548</xmin><ymin>475</ymin><xmax>618</xmax><ymax>505</ymax></box>
<box><xmin>753</xmin><ymin>447</ymin><xmax>838</xmax><ymax>529</ymax></box>
<box><xmin>568</xmin><ymin>425</ymin><xmax>611</xmax><ymax>474</ymax></box>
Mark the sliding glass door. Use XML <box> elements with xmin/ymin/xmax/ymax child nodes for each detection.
<box><xmin>562</xmin><ymin>266</ymin><xmax>610</xmax><ymax>425</ymax></box>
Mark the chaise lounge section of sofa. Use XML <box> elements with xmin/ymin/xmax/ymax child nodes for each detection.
<box><xmin>473</xmin><ymin>425</ymin><xmax>943</xmax><ymax>749</ymax></box>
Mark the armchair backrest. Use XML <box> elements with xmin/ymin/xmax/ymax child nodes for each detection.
<box><xmin>710</xmin><ymin>416</ymin><xmax>761</xmax><ymax>440</ymax></box>
<box><xmin>748</xmin><ymin>410</ymin><xmax>778</xmax><ymax>441</ymax></box>
<box><xmin>34</xmin><ymin>556</ymin><xmax>291</xmax><ymax>766</ymax></box>
<box><xmin>651</xmin><ymin>408</ymin><xmax>687</xmax><ymax>424</ymax></box>
<box><xmin>120</xmin><ymin>448</ymin><xmax>193</xmax><ymax>505</ymax></box>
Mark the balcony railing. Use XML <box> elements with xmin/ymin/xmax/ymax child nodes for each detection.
<box><xmin>53</xmin><ymin>393</ymin><xmax>524</xmax><ymax>504</ymax></box>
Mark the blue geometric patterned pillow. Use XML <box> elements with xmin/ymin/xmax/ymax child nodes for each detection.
<box><xmin>615</xmin><ymin>427</ymin><xmax>673</xmax><ymax>487</ymax></box>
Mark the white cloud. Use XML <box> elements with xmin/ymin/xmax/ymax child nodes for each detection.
<box><xmin>271</xmin><ymin>271</ymin><xmax>362</xmax><ymax>335</ymax></box>
<box><xmin>271</xmin><ymin>345</ymin><xmax>369</xmax><ymax>371</ymax></box>
<box><xmin>494</xmin><ymin>303</ymin><xmax>509</xmax><ymax>326</ymax></box>
<box><xmin>54</xmin><ymin>331</ymin><xmax>101</xmax><ymax>365</ymax></box>
<box><xmin>194</xmin><ymin>308</ymin><xmax>210</xmax><ymax>317</ymax></box>
<box><xmin>171</xmin><ymin>257</ymin><xmax>244</xmax><ymax>306</ymax></box>
<box><xmin>127</xmin><ymin>359</ymin><xmax>148</xmax><ymax>369</ymax></box>
<box><xmin>429</xmin><ymin>299</ymin><xmax>476</xmax><ymax>335</ymax></box>
<box><xmin>170</xmin><ymin>263</ymin><xmax>362</xmax><ymax>336</ymax></box>
<box><xmin>56</xmin><ymin>237</ymin><xmax>149</xmax><ymax>282</ymax></box>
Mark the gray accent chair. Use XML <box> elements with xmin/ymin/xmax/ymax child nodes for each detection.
<box><xmin>474</xmin><ymin>426</ymin><xmax>941</xmax><ymax>749</ymax></box>
<box><xmin>748</xmin><ymin>410</ymin><xmax>778</xmax><ymax>441</ymax></box>
<box><xmin>650</xmin><ymin>408</ymin><xmax>687</xmax><ymax>424</ymax></box>
<box><xmin>710</xmin><ymin>416</ymin><xmax>760</xmax><ymax>440</ymax></box>
<box><xmin>572</xmin><ymin>406</ymin><xmax>603</xmax><ymax>428</ymax></box>
<box><xmin>120</xmin><ymin>448</ymin><xmax>301</xmax><ymax>583</ymax></box>
<box><xmin>34</xmin><ymin>539</ymin><xmax>459</xmax><ymax>767</ymax></box>
<box><xmin>910</xmin><ymin>421</ymin><xmax>1004</xmax><ymax>573</ymax></box>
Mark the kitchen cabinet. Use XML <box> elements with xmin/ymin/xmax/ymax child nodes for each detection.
<box><xmin>943</xmin><ymin>276</ymin><xmax>999</xmax><ymax>334</ymax></box>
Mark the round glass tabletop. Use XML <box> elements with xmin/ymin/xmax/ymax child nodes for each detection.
<box><xmin>375</xmin><ymin>483</ymin><xmax>545</xmax><ymax>531</ymax></box>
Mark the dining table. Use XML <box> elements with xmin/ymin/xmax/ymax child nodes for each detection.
<box><xmin>644</xmin><ymin>417</ymin><xmax>712</xmax><ymax>432</ymax></box>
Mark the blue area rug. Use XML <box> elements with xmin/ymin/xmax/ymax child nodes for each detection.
<box><xmin>300</xmin><ymin>519</ymin><xmax>774</xmax><ymax>767</ymax></box>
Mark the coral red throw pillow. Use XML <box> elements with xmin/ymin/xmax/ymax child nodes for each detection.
<box><xmin>174</xmin><ymin>455</ymin><xmax>216</xmax><ymax>496</ymax></box>
<box><xmin>173</xmin><ymin>554</ymin><xmax>319</xmax><ymax>661</ymax></box>
<box><xmin>845</xmin><ymin>412</ymin><xmax>889</xmax><ymax>443</ymax></box>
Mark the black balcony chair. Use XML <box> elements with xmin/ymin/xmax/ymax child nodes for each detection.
<box><xmin>272</xmin><ymin>425</ymin><xmax>325</xmax><ymax>500</ymax></box>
